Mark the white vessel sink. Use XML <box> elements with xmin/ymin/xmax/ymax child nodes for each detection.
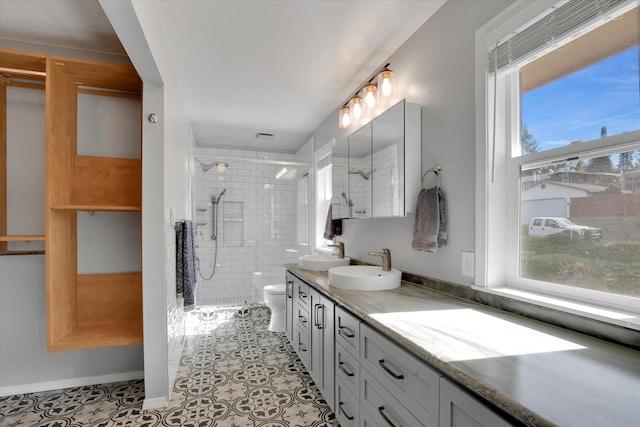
<box><xmin>298</xmin><ymin>254</ymin><xmax>351</xmax><ymax>271</ymax></box>
<box><xmin>328</xmin><ymin>265</ymin><xmax>401</xmax><ymax>291</ymax></box>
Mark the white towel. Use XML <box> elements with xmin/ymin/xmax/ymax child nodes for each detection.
<box><xmin>412</xmin><ymin>187</ymin><xmax>448</xmax><ymax>252</ymax></box>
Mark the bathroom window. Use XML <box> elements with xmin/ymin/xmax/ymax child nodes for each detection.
<box><xmin>314</xmin><ymin>141</ymin><xmax>333</xmax><ymax>251</ymax></box>
<box><xmin>478</xmin><ymin>0</ymin><xmax>640</xmax><ymax>318</ymax></box>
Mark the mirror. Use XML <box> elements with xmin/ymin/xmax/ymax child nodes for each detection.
<box><xmin>348</xmin><ymin>123</ymin><xmax>372</xmax><ymax>218</ymax></box>
<box><xmin>331</xmin><ymin>99</ymin><xmax>420</xmax><ymax>220</ymax></box>
<box><xmin>331</xmin><ymin>138</ymin><xmax>350</xmax><ymax>219</ymax></box>
<box><xmin>372</xmin><ymin>101</ymin><xmax>404</xmax><ymax>217</ymax></box>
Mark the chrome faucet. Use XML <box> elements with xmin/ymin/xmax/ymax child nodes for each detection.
<box><xmin>327</xmin><ymin>242</ymin><xmax>345</xmax><ymax>259</ymax></box>
<box><xmin>368</xmin><ymin>248</ymin><xmax>391</xmax><ymax>271</ymax></box>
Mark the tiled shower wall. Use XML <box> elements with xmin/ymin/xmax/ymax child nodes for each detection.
<box><xmin>191</xmin><ymin>146</ymin><xmax>312</xmax><ymax>306</ymax></box>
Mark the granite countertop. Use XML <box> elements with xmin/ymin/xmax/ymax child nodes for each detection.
<box><xmin>285</xmin><ymin>264</ymin><xmax>640</xmax><ymax>427</ymax></box>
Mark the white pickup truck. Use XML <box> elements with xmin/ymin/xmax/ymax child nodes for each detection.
<box><xmin>528</xmin><ymin>217</ymin><xmax>602</xmax><ymax>241</ymax></box>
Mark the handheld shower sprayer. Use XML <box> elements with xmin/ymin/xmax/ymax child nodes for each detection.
<box><xmin>211</xmin><ymin>189</ymin><xmax>227</xmax><ymax>242</ymax></box>
<box><xmin>212</xmin><ymin>188</ymin><xmax>227</xmax><ymax>204</ymax></box>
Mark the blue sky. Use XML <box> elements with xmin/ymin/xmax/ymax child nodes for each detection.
<box><xmin>521</xmin><ymin>46</ymin><xmax>640</xmax><ymax>152</ymax></box>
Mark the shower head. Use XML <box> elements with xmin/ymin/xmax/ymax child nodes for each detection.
<box><xmin>349</xmin><ymin>169</ymin><xmax>372</xmax><ymax>180</ymax></box>
<box><xmin>196</xmin><ymin>159</ymin><xmax>230</xmax><ymax>173</ymax></box>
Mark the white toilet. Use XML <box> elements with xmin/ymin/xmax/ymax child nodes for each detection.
<box><xmin>263</xmin><ymin>284</ymin><xmax>286</xmax><ymax>332</ymax></box>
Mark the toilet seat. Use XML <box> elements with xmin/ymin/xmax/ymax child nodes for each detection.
<box><xmin>264</xmin><ymin>284</ymin><xmax>285</xmax><ymax>295</ymax></box>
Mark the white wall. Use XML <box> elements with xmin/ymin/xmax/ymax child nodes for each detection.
<box><xmin>100</xmin><ymin>0</ymin><xmax>192</xmax><ymax>408</ymax></box>
<box><xmin>313</xmin><ymin>0</ymin><xmax>512</xmax><ymax>285</ymax></box>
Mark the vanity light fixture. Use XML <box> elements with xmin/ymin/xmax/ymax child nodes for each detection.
<box><xmin>377</xmin><ymin>65</ymin><xmax>396</xmax><ymax>97</ymax></box>
<box><xmin>349</xmin><ymin>94</ymin><xmax>363</xmax><ymax>119</ymax></box>
<box><xmin>337</xmin><ymin>62</ymin><xmax>395</xmax><ymax>129</ymax></box>
<box><xmin>338</xmin><ymin>105</ymin><xmax>352</xmax><ymax>129</ymax></box>
<box><xmin>362</xmin><ymin>82</ymin><xmax>378</xmax><ymax>109</ymax></box>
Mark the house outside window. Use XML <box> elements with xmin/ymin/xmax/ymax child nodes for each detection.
<box><xmin>477</xmin><ymin>0</ymin><xmax>640</xmax><ymax>319</ymax></box>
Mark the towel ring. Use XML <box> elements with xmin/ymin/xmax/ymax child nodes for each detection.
<box><xmin>421</xmin><ymin>165</ymin><xmax>442</xmax><ymax>188</ymax></box>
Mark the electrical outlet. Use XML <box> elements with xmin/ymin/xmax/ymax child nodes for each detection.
<box><xmin>461</xmin><ymin>251</ymin><xmax>474</xmax><ymax>278</ymax></box>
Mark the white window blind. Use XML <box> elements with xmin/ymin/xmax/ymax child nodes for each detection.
<box><xmin>489</xmin><ymin>0</ymin><xmax>632</xmax><ymax>73</ymax></box>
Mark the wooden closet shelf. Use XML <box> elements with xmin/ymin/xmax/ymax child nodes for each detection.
<box><xmin>0</xmin><ymin>235</ymin><xmax>45</xmax><ymax>242</ymax></box>
<box><xmin>48</xmin><ymin>324</ymin><xmax>143</xmax><ymax>352</ymax></box>
<box><xmin>50</xmin><ymin>205</ymin><xmax>141</xmax><ymax>212</ymax></box>
<box><xmin>0</xmin><ymin>250</ymin><xmax>45</xmax><ymax>256</ymax></box>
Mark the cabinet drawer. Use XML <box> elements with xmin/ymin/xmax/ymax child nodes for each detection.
<box><xmin>335</xmin><ymin>305</ymin><xmax>360</xmax><ymax>358</ymax></box>
<box><xmin>296</xmin><ymin>304</ymin><xmax>310</xmax><ymax>331</ymax></box>
<box><xmin>335</xmin><ymin>377</ymin><xmax>359</xmax><ymax>427</ymax></box>
<box><xmin>361</xmin><ymin>368</ymin><xmax>425</xmax><ymax>427</ymax></box>
<box><xmin>295</xmin><ymin>279</ymin><xmax>310</xmax><ymax>311</ymax></box>
<box><xmin>335</xmin><ymin>342</ymin><xmax>359</xmax><ymax>398</ymax></box>
<box><xmin>294</xmin><ymin>324</ymin><xmax>310</xmax><ymax>368</ymax></box>
<box><xmin>361</xmin><ymin>324</ymin><xmax>440</xmax><ymax>426</ymax></box>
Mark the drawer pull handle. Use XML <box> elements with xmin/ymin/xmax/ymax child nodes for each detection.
<box><xmin>378</xmin><ymin>359</ymin><xmax>404</xmax><ymax>380</ymax></box>
<box><xmin>338</xmin><ymin>361</ymin><xmax>355</xmax><ymax>377</ymax></box>
<box><xmin>299</xmin><ymin>290</ymin><xmax>307</xmax><ymax>298</ymax></box>
<box><xmin>378</xmin><ymin>406</ymin><xmax>399</xmax><ymax>427</ymax></box>
<box><xmin>299</xmin><ymin>343</ymin><xmax>307</xmax><ymax>352</ymax></box>
<box><xmin>298</xmin><ymin>314</ymin><xmax>307</xmax><ymax>324</ymax></box>
<box><xmin>314</xmin><ymin>304</ymin><xmax>322</xmax><ymax>328</ymax></box>
<box><xmin>339</xmin><ymin>402</ymin><xmax>354</xmax><ymax>420</ymax></box>
<box><xmin>338</xmin><ymin>326</ymin><xmax>355</xmax><ymax>338</ymax></box>
<box><xmin>286</xmin><ymin>283</ymin><xmax>292</xmax><ymax>299</ymax></box>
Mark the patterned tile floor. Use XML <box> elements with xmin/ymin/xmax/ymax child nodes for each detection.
<box><xmin>0</xmin><ymin>305</ymin><xmax>339</xmax><ymax>426</ymax></box>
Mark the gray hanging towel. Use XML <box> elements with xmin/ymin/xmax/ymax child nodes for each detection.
<box><xmin>437</xmin><ymin>187</ymin><xmax>448</xmax><ymax>248</ymax></box>
<box><xmin>323</xmin><ymin>203</ymin><xmax>342</xmax><ymax>240</ymax></box>
<box><xmin>412</xmin><ymin>186</ymin><xmax>449</xmax><ymax>252</ymax></box>
<box><xmin>176</xmin><ymin>220</ymin><xmax>197</xmax><ymax>311</ymax></box>
<box><xmin>412</xmin><ymin>187</ymin><xmax>439</xmax><ymax>252</ymax></box>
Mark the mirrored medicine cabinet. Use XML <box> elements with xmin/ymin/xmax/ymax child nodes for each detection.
<box><xmin>332</xmin><ymin>99</ymin><xmax>421</xmax><ymax>219</ymax></box>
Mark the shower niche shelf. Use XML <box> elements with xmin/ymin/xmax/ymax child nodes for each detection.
<box><xmin>44</xmin><ymin>55</ymin><xmax>143</xmax><ymax>351</ymax></box>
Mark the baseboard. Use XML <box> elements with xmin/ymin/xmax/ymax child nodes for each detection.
<box><xmin>142</xmin><ymin>396</ymin><xmax>169</xmax><ymax>410</ymax></box>
<box><xmin>0</xmin><ymin>370</ymin><xmax>144</xmax><ymax>397</ymax></box>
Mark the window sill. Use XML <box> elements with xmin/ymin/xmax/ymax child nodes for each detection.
<box><xmin>473</xmin><ymin>286</ymin><xmax>640</xmax><ymax>332</ymax></box>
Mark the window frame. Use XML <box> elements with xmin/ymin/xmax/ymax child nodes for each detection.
<box><xmin>476</xmin><ymin>0</ymin><xmax>640</xmax><ymax>322</ymax></box>
<box><xmin>314</xmin><ymin>139</ymin><xmax>334</xmax><ymax>253</ymax></box>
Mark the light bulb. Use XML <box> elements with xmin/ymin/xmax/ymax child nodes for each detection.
<box><xmin>338</xmin><ymin>106</ymin><xmax>352</xmax><ymax>128</ymax></box>
<box><xmin>377</xmin><ymin>68</ymin><xmax>395</xmax><ymax>97</ymax></box>
<box><xmin>363</xmin><ymin>83</ymin><xmax>377</xmax><ymax>109</ymax></box>
<box><xmin>217</xmin><ymin>162</ymin><xmax>226</xmax><ymax>172</ymax></box>
<box><xmin>349</xmin><ymin>96</ymin><xmax>363</xmax><ymax>119</ymax></box>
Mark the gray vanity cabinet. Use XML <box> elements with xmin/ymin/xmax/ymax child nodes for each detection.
<box><xmin>285</xmin><ymin>273</ymin><xmax>294</xmax><ymax>342</ymax></box>
<box><xmin>439</xmin><ymin>378</ymin><xmax>514</xmax><ymax>427</ymax></box>
<box><xmin>285</xmin><ymin>270</ymin><xmax>521</xmax><ymax>427</ymax></box>
<box><xmin>309</xmin><ymin>288</ymin><xmax>335</xmax><ymax>411</ymax></box>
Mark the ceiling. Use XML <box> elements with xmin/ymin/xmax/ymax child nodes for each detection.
<box><xmin>0</xmin><ymin>0</ymin><xmax>446</xmax><ymax>152</ymax></box>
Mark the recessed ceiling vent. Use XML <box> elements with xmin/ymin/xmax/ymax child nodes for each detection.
<box><xmin>256</xmin><ymin>132</ymin><xmax>274</xmax><ymax>140</ymax></box>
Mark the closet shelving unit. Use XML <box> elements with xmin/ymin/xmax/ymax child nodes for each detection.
<box><xmin>1</xmin><ymin>49</ymin><xmax>144</xmax><ymax>351</ymax></box>
<box><xmin>1</xmin><ymin>50</ymin><xmax>46</xmax><ymax>255</ymax></box>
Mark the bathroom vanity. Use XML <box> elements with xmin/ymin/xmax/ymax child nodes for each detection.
<box><xmin>285</xmin><ymin>265</ymin><xmax>640</xmax><ymax>427</ymax></box>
